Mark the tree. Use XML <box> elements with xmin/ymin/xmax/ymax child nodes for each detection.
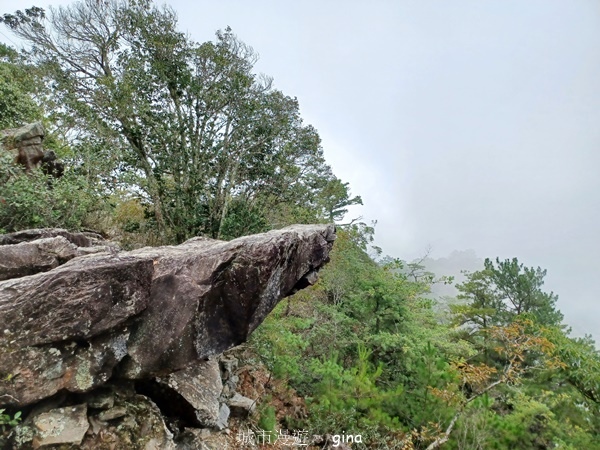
<box><xmin>0</xmin><ymin>43</ymin><xmax>42</xmax><ymax>129</ymax></box>
<box><xmin>421</xmin><ymin>320</ymin><xmax>563</xmax><ymax>450</ymax></box>
<box><xmin>545</xmin><ymin>329</ymin><xmax>600</xmax><ymax>405</ymax></box>
<box><xmin>455</xmin><ymin>258</ymin><xmax>563</xmax><ymax>329</ymax></box>
<box><xmin>2</xmin><ymin>0</ymin><xmax>358</xmax><ymax>242</ymax></box>
<box><xmin>453</xmin><ymin>268</ymin><xmax>502</xmax><ymax>331</ymax></box>
<box><xmin>484</xmin><ymin>258</ymin><xmax>563</xmax><ymax>326</ymax></box>
<box><xmin>452</xmin><ymin>267</ymin><xmax>505</xmax><ymax>365</ymax></box>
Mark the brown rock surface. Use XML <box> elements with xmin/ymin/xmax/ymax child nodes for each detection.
<box><xmin>0</xmin><ymin>224</ymin><xmax>335</xmax><ymax>408</ymax></box>
<box><xmin>0</xmin><ymin>237</ymin><xmax>79</xmax><ymax>281</ymax></box>
<box><xmin>1</xmin><ymin>122</ymin><xmax>45</xmax><ymax>171</ymax></box>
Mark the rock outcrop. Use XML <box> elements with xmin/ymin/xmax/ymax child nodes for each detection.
<box><xmin>1</xmin><ymin>122</ymin><xmax>64</xmax><ymax>176</ymax></box>
<box><xmin>0</xmin><ymin>230</ymin><xmax>116</xmax><ymax>282</ymax></box>
<box><xmin>1</xmin><ymin>122</ymin><xmax>46</xmax><ymax>171</ymax></box>
<box><xmin>0</xmin><ymin>225</ymin><xmax>335</xmax><ymax>448</ymax></box>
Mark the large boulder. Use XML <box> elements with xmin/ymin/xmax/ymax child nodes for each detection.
<box><xmin>1</xmin><ymin>122</ymin><xmax>66</xmax><ymax>177</ymax></box>
<box><xmin>0</xmin><ymin>224</ymin><xmax>335</xmax><ymax>409</ymax></box>
<box><xmin>0</xmin><ymin>237</ymin><xmax>79</xmax><ymax>281</ymax></box>
<box><xmin>1</xmin><ymin>122</ymin><xmax>45</xmax><ymax>171</ymax></box>
<box><xmin>0</xmin><ymin>229</ymin><xmax>120</xmax><ymax>281</ymax></box>
<box><xmin>156</xmin><ymin>360</ymin><xmax>224</xmax><ymax>429</ymax></box>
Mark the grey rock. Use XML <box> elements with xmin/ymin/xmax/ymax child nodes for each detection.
<box><xmin>87</xmin><ymin>415</ymin><xmax>105</xmax><ymax>435</ymax></box>
<box><xmin>0</xmin><ymin>224</ymin><xmax>335</xmax><ymax>408</ymax></box>
<box><xmin>220</xmin><ymin>384</ymin><xmax>233</xmax><ymax>399</ymax></box>
<box><xmin>86</xmin><ymin>389</ymin><xmax>115</xmax><ymax>409</ymax></box>
<box><xmin>76</xmin><ymin>245</ymin><xmax>116</xmax><ymax>256</ymax></box>
<box><xmin>176</xmin><ymin>428</ymin><xmax>228</xmax><ymax>450</ymax></box>
<box><xmin>0</xmin><ymin>229</ymin><xmax>117</xmax><ymax>282</ymax></box>
<box><xmin>32</xmin><ymin>403</ymin><xmax>89</xmax><ymax>448</ymax></box>
<box><xmin>157</xmin><ymin>359</ymin><xmax>222</xmax><ymax>429</ymax></box>
<box><xmin>1</xmin><ymin>331</ymin><xmax>131</xmax><ymax>407</ymax></box>
<box><xmin>0</xmin><ymin>236</ymin><xmax>79</xmax><ymax>281</ymax></box>
<box><xmin>19</xmin><ymin>136</ymin><xmax>42</xmax><ymax>146</ymax></box>
<box><xmin>303</xmin><ymin>269</ymin><xmax>319</xmax><ymax>285</ymax></box>
<box><xmin>227</xmin><ymin>393</ymin><xmax>256</xmax><ymax>417</ymax></box>
<box><xmin>219</xmin><ymin>355</ymin><xmax>238</xmax><ymax>381</ymax></box>
<box><xmin>0</xmin><ymin>228</ymin><xmax>95</xmax><ymax>247</ymax></box>
<box><xmin>11</xmin><ymin>122</ymin><xmax>45</xmax><ymax>143</ymax></box>
<box><xmin>121</xmin><ymin>225</ymin><xmax>336</xmax><ymax>378</ymax></box>
<box><xmin>96</xmin><ymin>406</ymin><xmax>127</xmax><ymax>421</ymax></box>
<box><xmin>1</xmin><ymin>122</ymin><xmax>46</xmax><ymax>172</ymax></box>
<box><xmin>215</xmin><ymin>403</ymin><xmax>230</xmax><ymax>431</ymax></box>
<box><xmin>78</xmin><ymin>394</ymin><xmax>175</xmax><ymax>450</ymax></box>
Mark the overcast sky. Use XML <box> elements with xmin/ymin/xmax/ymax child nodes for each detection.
<box><xmin>2</xmin><ymin>0</ymin><xmax>599</xmax><ymax>339</ymax></box>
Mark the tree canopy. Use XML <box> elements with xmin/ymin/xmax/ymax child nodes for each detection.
<box><xmin>2</xmin><ymin>0</ymin><xmax>360</xmax><ymax>242</ymax></box>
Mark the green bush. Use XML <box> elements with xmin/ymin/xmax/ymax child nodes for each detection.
<box><xmin>0</xmin><ymin>156</ymin><xmax>101</xmax><ymax>233</ymax></box>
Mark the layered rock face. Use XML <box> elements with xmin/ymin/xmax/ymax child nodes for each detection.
<box><xmin>1</xmin><ymin>122</ymin><xmax>64</xmax><ymax>176</ymax></box>
<box><xmin>1</xmin><ymin>122</ymin><xmax>46</xmax><ymax>171</ymax></box>
<box><xmin>0</xmin><ymin>225</ymin><xmax>335</xmax><ymax>448</ymax></box>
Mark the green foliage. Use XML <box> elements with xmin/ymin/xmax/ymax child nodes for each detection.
<box><xmin>0</xmin><ymin>160</ymin><xmax>101</xmax><ymax>233</ymax></box>
<box><xmin>544</xmin><ymin>328</ymin><xmax>600</xmax><ymax>405</ymax></box>
<box><xmin>487</xmin><ymin>393</ymin><xmax>555</xmax><ymax>449</ymax></box>
<box><xmin>452</xmin><ymin>268</ymin><xmax>502</xmax><ymax>330</ymax></box>
<box><xmin>453</xmin><ymin>257</ymin><xmax>565</xmax><ymax>365</ymax></box>
<box><xmin>0</xmin><ymin>6</ymin><xmax>45</xmax><ymax>29</ymax></box>
<box><xmin>251</xmin><ymin>234</ymin><xmax>600</xmax><ymax>449</ymax></box>
<box><xmin>316</xmin><ymin>178</ymin><xmax>362</xmax><ymax>222</ymax></box>
<box><xmin>256</xmin><ymin>405</ymin><xmax>277</xmax><ymax>444</ymax></box>
<box><xmin>0</xmin><ymin>409</ymin><xmax>21</xmax><ymax>432</ymax></box>
<box><xmin>484</xmin><ymin>257</ymin><xmax>563</xmax><ymax>325</ymax></box>
<box><xmin>0</xmin><ymin>43</ymin><xmax>42</xmax><ymax>129</ymax></box>
<box><xmin>251</xmin><ymin>227</ymin><xmax>464</xmax><ymax>446</ymax></box>
<box><xmin>253</xmin><ymin>312</ymin><xmax>311</xmax><ymax>381</ymax></box>
<box><xmin>3</xmin><ymin>1</ymin><xmax>359</xmax><ymax>242</ymax></box>
<box><xmin>306</xmin><ymin>344</ymin><xmax>401</xmax><ymax>431</ymax></box>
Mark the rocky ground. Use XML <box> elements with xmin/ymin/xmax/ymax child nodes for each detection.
<box><xmin>0</xmin><ymin>225</ymin><xmax>343</xmax><ymax>449</ymax></box>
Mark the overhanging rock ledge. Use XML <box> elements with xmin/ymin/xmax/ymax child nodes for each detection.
<box><xmin>0</xmin><ymin>224</ymin><xmax>335</xmax><ymax>408</ymax></box>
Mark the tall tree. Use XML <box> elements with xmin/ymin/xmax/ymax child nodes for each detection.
<box><xmin>2</xmin><ymin>0</ymin><xmax>359</xmax><ymax>242</ymax></box>
<box><xmin>455</xmin><ymin>258</ymin><xmax>563</xmax><ymax>328</ymax></box>
<box><xmin>484</xmin><ymin>257</ymin><xmax>563</xmax><ymax>326</ymax></box>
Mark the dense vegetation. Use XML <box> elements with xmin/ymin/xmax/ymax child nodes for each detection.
<box><xmin>1</xmin><ymin>1</ymin><xmax>599</xmax><ymax>448</ymax></box>
<box><xmin>252</xmin><ymin>234</ymin><xmax>600</xmax><ymax>449</ymax></box>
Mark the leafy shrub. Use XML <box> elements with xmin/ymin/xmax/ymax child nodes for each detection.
<box><xmin>0</xmin><ymin>159</ymin><xmax>101</xmax><ymax>233</ymax></box>
<box><xmin>0</xmin><ymin>409</ymin><xmax>21</xmax><ymax>432</ymax></box>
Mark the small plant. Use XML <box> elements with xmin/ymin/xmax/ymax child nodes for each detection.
<box><xmin>0</xmin><ymin>409</ymin><xmax>22</xmax><ymax>431</ymax></box>
<box><xmin>257</xmin><ymin>405</ymin><xmax>277</xmax><ymax>444</ymax></box>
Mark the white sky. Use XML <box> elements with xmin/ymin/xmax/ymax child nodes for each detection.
<box><xmin>2</xmin><ymin>0</ymin><xmax>599</xmax><ymax>339</ymax></box>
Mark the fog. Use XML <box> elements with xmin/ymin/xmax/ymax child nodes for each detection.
<box><xmin>2</xmin><ymin>0</ymin><xmax>598</xmax><ymax>339</ymax></box>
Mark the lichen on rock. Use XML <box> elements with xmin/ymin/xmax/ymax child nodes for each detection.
<box><xmin>0</xmin><ymin>225</ymin><xmax>335</xmax><ymax>449</ymax></box>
